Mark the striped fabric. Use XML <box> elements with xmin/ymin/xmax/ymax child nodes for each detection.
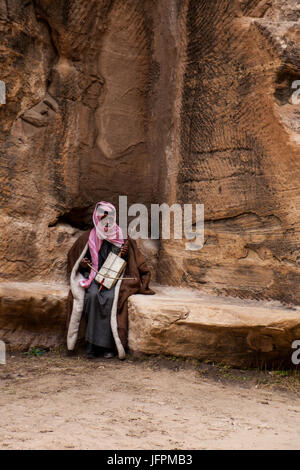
<box><xmin>79</xmin><ymin>201</ymin><xmax>124</xmax><ymax>288</ymax></box>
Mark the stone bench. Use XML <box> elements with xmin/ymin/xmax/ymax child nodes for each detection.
<box><xmin>1</xmin><ymin>282</ymin><xmax>300</xmax><ymax>366</ymax></box>
<box><xmin>128</xmin><ymin>286</ymin><xmax>300</xmax><ymax>367</ymax></box>
<box><xmin>0</xmin><ymin>282</ymin><xmax>69</xmax><ymax>350</ymax></box>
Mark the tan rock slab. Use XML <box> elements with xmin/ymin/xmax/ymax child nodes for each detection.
<box><xmin>128</xmin><ymin>286</ymin><xmax>300</xmax><ymax>367</ymax></box>
<box><xmin>0</xmin><ymin>282</ymin><xmax>69</xmax><ymax>350</ymax></box>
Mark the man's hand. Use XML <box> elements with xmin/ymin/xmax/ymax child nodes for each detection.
<box><xmin>81</xmin><ymin>257</ymin><xmax>90</xmax><ymax>269</ymax></box>
<box><xmin>120</xmin><ymin>241</ymin><xmax>128</xmax><ymax>257</ymax></box>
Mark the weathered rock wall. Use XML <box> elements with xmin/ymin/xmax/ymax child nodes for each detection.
<box><xmin>158</xmin><ymin>0</ymin><xmax>300</xmax><ymax>305</ymax></box>
<box><xmin>0</xmin><ymin>0</ymin><xmax>299</xmax><ymax>307</ymax></box>
<box><xmin>0</xmin><ymin>0</ymin><xmax>170</xmax><ymax>283</ymax></box>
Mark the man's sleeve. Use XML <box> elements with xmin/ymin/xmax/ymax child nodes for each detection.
<box><xmin>130</xmin><ymin>238</ymin><xmax>155</xmax><ymax>295</ymax></box>
<box><xmin>78</xmin><ymin>247</ymin><xmax>91</xmax><ymax>277</ymax></box>
<box><xmin>67</xmin><ymin>232</ymin><xmax>90</xmax><ymax>276</ymax></box>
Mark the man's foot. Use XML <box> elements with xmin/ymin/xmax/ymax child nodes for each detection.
<box><xmin>86</xmin><ymin>352</ymin><xmax>97</xmax><ymax>360</ymax></box>
<box><xmin>103</xmin><ymin>351</ymin><xmax>115</xmax><ymax>359</ymax></box>
<box><xmin>85</xmin><ymin>342</ymin><xmax>97</xmax><ymax>359</ymax></box>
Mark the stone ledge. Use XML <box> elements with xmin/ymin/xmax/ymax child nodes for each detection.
<box><xmin>0</xmin><ymin>282</ymin><xmax>69</xmax><ymax>350</ymax></box>
<box><xmin>128</xmin><ymin>286</ymin><xmax>300</xmax><ymax>367</ymax></box>
<box><xmin>2</xmin><ymin>281</ymin><xmax>300</xmax><ymax>365</ymax></box>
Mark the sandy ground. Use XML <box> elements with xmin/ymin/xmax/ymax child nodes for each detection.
<box><xmin>0</xmin><ymin>352</ymin><xmax>299</xmax><ymax>450</ymax></box>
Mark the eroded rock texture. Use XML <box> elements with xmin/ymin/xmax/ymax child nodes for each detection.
<box><xmin>158</xmin><ymin>0</ymin><xmax>300</xmax><ymax>305</ymax></box>
<box><xmin>0</xmin><ymin>0</ymin><xmax>299</xmax><ymax>350</ymax></box>
<box><xmin>0</xmin><ymin>0</ymin><xmax>168</xmax><ymax>284</ymax></box>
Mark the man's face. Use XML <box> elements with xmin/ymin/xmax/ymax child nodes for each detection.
<box><xmin>97</xmin><ymin>208</ymin><xmax>114</xmax><ymax>228</ymax></box>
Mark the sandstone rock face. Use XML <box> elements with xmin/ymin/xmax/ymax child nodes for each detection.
<box><xmin>0</xmin><ymin>0</ymin><xmax>166</xmax><ymax>285</ymax></box>
<box><xmin>158</xmin><ymin>0</ymin><xmax>300</xmax><ymax>305</ymax></box>
<box><xmin>128</xmin><ymin>287</ymin><xmax>300</xmax><ymax>367</ymax></box>
<box><xmin>0</xmin><ymin>1</ymin><xmax>299</xmax><ymax>352</ymax></box>
<box><xmin>0</xmin><ymin>0</ymin><xmax>299</xmax><ymax>303</ymax></box>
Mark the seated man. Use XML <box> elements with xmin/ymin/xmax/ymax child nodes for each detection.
<box><xmin>66</xmin><ymin>201</ymin><xmax>154</xmax><ymax>360</ymax></box>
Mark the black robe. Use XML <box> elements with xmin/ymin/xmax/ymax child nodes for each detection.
<box><xmin>79</xmin><ymin>240</ymin><xmax>121</xmax><ymax>349</ymax></box>
<box><xmin>66</xmin><ymin>232</ymin><xmax>155</xmax><ymax>357</ymax></box>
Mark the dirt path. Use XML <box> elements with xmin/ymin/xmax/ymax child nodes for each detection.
<box><xmin>0</xmin><ymin>352</ymin><xmax>299</xmax><ymax>450</ymax></box>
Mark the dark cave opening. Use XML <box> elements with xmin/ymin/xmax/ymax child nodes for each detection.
<box><xmin>48</xmin><ymin>206</ymin><xmax>93</xmax><ymax>230</ymax></box>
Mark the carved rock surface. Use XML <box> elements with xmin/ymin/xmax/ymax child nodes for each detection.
<box><xmin>128</xmin><ymin>286</ymin><xmax>300</xmax><ymax>367</ymax></box>
<box><xmin>158</xmin><ymin>0</ymin><xmax>300</xmax><ymax>305</ymax></box>
<box><xmin>0</xmin><ymin>0</ymin><xmax>299</xmax><ymax>351</ymax></box>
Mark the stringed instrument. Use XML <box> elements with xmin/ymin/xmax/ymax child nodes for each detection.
<box><xmin>86</xmin><ymin>241</ymin><xmax>135</xmax><ymax>291</ymax></box>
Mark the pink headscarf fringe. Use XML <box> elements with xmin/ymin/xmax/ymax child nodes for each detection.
<box><xmin>79</xmin><ymin>201</ymin><xmax>124</xmax><ymax>289</ymax></box>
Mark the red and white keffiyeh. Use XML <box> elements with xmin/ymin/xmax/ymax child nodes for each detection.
<box><xmin>79</xmin><ymin>201</ymin><xmax>124</xmax><ymax>288</ymax></box>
